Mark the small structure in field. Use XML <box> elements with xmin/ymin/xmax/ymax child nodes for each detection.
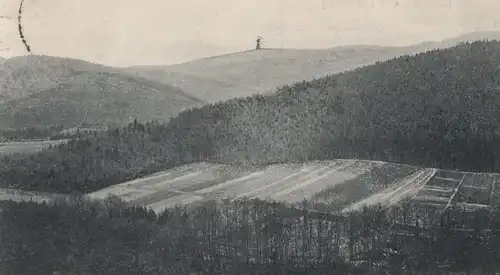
<box><xmin>256</xmin><ymin>36</ymin><xmax>263</xmax><ymax>50</ymax></box>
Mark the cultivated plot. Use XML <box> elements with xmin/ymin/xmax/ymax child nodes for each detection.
<box><xmin>313</xmin><ymin>163</ymin><xmax>419</xmax><ymax>212</ymax></box>
<box><xmin>411</xmin><ymin>170</ymin><xmax>463</xmax><ymax>210</ymax></box>
<box><xmin>411</xmin><ymin>170</ymin><xmax>500</xmax><ymax>211</ymax></box>
<box><xmin>490</xmin><ymin>175</ymin><xmax>500</xmax><ymax>209</ymax></box>
<box><xmin>341</xmin><ymin>168</ymin><xmax>436</xmax><ymax>213</ymax></box>
<box><xmin>5</xmin><ymin>160</ymin><xmax>500</xmax><ymax>215</ymax></box>
<box><xmin>454</xmin><ymin>173</ymin><xmax>495</xmax><ymax>206</ymax></box>
<box><xmin>86</xmin><ymin>160</ymin><xmax>391</xmax><ymax>213</ymax></box>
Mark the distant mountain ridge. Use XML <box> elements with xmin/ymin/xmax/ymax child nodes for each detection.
<box><xmin>1</xmin><ymin>31</ymin><xmax>500</xmax><ymax>129</ymax></box>
<box><xmin>124</xmin><ymin>31</ymin><xmax>500</xmax><ymax>103</ymax></box>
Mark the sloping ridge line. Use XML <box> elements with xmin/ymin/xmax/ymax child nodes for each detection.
<box><xmin>135</xmin><ymin>48</ymin><xmax>286</xmax><ymax>68</ymax></box>
<box><xmin>70</xmin><ymin>68</ymin><xmax>207</xmax><ymax>104</ymax></box>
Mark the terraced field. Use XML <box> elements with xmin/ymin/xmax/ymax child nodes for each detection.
<box><xmin>86</xmin><ymin>160</ymin><xmax>432</xmax><ymax>214</ymax></box>
<box><xmin>3</xmin><ymin>160</ymin><xmax>500</xmax><ymax>215</ymax></box>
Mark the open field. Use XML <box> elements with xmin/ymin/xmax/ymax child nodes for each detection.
<box><xmin>84</xmin><ymin>162</ymin><xmax>500</xmax><ymax>214</ymax></box>
<box><xmin>312</xmin><ymin>163</ymin><xmax>419</xmax><ymax>212</ymax></box>
<box><xmin>0</xmin><ymin>139</ymin><xmax>69</xmax><ymax>155</ymax></box>
<box><xmin>85</xmin><ymin>160</ymin><xmax>434</xmax><ymax>214</ymax></box>
<box><xmin>341</xmin><ymin>168</ymin><xmax>436</xmax><ymax>213</ymax></box>
<box><xmin>3</xmin><ymin>160</ymin><xmax>500</xmax><ymax>215</ymax></box>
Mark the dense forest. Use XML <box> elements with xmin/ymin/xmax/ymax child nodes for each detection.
<box><xmin>2</xmin><ymin>196</ymin><xmax>500</xmax><ymax>275</ymax></box>
<box><xmin>3</xmin><ymin>41</ymin><xmax>500</xmax><ymax>193</ymax></box>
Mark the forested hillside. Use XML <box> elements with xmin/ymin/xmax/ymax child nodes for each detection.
<box><xmin>2</xmin><ymin>41</ymin><xmax>500</xmax><ymax>193</ymax></box>
<box><xmin>2</xmin><ymin>196</ymin><xmax>500</xmax><ymax>275</ymax></box>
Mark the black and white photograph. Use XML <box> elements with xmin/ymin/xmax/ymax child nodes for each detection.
<box><xmin>1</xmin><ymin>0</ymin><xmax>500</xmax><ymax>274</ymax></box>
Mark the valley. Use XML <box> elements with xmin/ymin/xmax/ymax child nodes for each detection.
<box><xmin>2</xmin><ymin>29</ymin><xmax>500</xmax><ymax>274</ymax></box>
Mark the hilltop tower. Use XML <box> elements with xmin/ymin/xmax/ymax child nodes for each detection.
<box><xmin>256</xmin><ymin>36</ymin><xmax>263</xmax><ymax>50</ymax></box>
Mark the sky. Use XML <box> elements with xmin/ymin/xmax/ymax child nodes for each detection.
<box><xmin>0</xmin><ymin>0</ymin><xmax>499</xmax><ymax>66</ymax></box>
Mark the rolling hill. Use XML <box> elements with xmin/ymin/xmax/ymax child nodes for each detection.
<box><xmin>156</xmin><ymin>40</ymin><xmax>500</xmax><ymax>171</ymax></box>
<box><xmin>2</xmin><ymin>40</ymin><xmax>500</xmax><ymax>196</ymax></box>
<box><xmin>1</xmin><ymin>32</ymin><xmax>497</xmax><ymax>131</ymax></box>
<box><xmin>124</xmin><ymin>32</ymin><xmax>500</xmax><ymax>103</ymax></box>
<box><xmin>0</xmin><ymin>55</ymin><xmax>204</xmax><ymax>129</ymax></box>
<box><xmin>124</xmin><ymin>46</ymin><xmax>409</xmax><ymax>102</ymax></box>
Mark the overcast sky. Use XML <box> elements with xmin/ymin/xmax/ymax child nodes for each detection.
<box><xmin>0</xmin><ymin>0</ymin><xmax>498</xmax><ymax>66</ymax></box>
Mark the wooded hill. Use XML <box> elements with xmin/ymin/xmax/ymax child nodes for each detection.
<box><xmin>2</xmin><ymin>40</ymin><xmax>500</xmax><ymax>193</ymax></box>
<box><xmin>2</xmin><ymin>196</ymin><xmax>500</xmax><ymax>275</ymax></box>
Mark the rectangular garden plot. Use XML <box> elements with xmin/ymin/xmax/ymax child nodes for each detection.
<box><xmin>416</xmin><ymin>188</ymin><xmax>454</xmax><ymax>198</ymax></box>
<box><xmin>490</xmin><ymin>176</ymin><xmax>500</xmax><ymax>208</ymax></box>
<box><xmin>461</xmin><ymin>174</ymin><xmax>493</xmax><ymax>190</ymax></box>
<box><xmin>454</xmin><ymin>174</ymin><xmax>493</xmax><ymax>205</ymax></box>
<box><xmin>434</xmin><ymin>170</ymin><xmax>464</xmax><ymax>181</ymax></box>
<box><xmin>424</xmin><ymin>176</ymin><xmax>459</xmax><ymax>189</ymax></box>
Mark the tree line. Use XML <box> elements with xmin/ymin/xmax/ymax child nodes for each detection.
<box><xmin>2</xmin><ymin>196</ymin><xmax>500</xmax><ymax>275</ymax></box>
<box><xmin>3</xmin><ymin>41</ymin><xmax>500</xmax><ymax>193</ymax></box>
<box><xmin>0</xmin><ymin>125</ymin><xmax>66</xmax><ymax>141</ymax></box>
<box><xmin>0</xmin><ymin>124</ymin><xmax>104</xmax><ymax>141</ymax></box>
